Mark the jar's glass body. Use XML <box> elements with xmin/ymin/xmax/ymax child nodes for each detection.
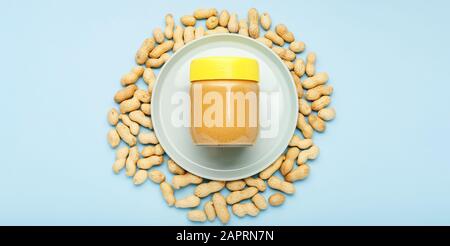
<box><xmin>190</xmin><ymin>79</ymin><xmax>259</xmax><ymax>146</ymax></box>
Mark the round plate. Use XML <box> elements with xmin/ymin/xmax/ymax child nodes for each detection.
<box><xmin>152</xmin><ymin>34</ymin><xmax>297</xmax><ymax>181</ymax></box>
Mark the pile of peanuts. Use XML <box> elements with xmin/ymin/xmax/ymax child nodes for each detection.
<box><xmin>107</xmin><ymin>8</ymin><xmax>336</xmax><ymax>224</ymax></box>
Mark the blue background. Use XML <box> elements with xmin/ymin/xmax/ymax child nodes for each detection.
<box><xmin>1</xmin><ymin>0</ymin><xmax>449</xmax><ymax>225</ymax></box>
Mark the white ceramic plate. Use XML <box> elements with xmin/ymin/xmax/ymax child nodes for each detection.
<box><xmin>152</xmin><ymin>34</ymin><xmax>297</xmax><ymax>181</ymax></box>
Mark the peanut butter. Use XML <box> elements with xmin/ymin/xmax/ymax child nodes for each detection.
<box><xmin>189</xmin><ymin>56</ymin><xmax>259</xmax><ymax>146</ymax></box>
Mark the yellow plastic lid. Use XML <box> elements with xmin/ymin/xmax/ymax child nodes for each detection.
<box><xmin>190</xmin><ymin>56</ymin><xmax>259</xmax><ymax>82</ymax></box>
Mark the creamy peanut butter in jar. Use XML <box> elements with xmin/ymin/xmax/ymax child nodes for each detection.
<box><xmin>190</xmin><ymin>56</ymin><xmax>259</xmax><ymax>146</ymax></box>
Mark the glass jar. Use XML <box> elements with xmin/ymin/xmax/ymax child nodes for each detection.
<box><xmin>190</xmin><ymin>56</ymin><xmax>259</xmax><ymax>146</ymax></box>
